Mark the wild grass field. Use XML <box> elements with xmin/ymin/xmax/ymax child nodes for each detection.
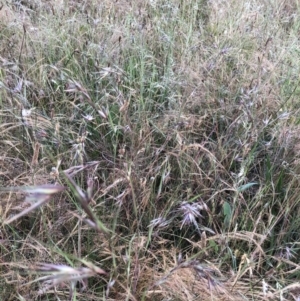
<box><xmin>0</xmin><ymin>0</ymin><xmax>300</xmax><ymax>300</ymax></box>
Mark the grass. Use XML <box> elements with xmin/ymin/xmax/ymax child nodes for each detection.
<box><xmin>1</xmin><ymin>0</ymin><xmax>300</xmax><ymax>300</ymax></box>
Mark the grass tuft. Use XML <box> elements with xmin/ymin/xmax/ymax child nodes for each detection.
<box><xmin>1</xmin><ymin>0</ymin><xmax>300</xmax><ymax>300</ymax></box>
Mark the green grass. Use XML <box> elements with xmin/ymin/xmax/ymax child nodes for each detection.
<box><xmin>1</xmin><ymin>0</ymin><xmax>300</xmax><ymax>300</ymax></box>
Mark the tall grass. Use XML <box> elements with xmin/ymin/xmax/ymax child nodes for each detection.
<box><xmin>1</xmin><ymin>0</ymin><xmax>300</xmax><ymax>300</ymax></box>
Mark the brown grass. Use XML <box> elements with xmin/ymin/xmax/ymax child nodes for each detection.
<box><xmin>1</xmin><ymin>0</ymin><xmax>300</xmax><ymax>300</ymax></box>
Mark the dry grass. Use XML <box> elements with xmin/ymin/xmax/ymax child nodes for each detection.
<box><xmin>1</xmin><ymin>0</ymin><xmax>300</xmax><ymax>300</ymax></box>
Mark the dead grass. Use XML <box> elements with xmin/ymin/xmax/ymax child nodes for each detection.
<box><xmin>1</xmin><ymin>0</ymin><xmax>300</xmax><ymax>300</ymax></box>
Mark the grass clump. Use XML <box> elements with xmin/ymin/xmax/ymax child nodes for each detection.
<box><xmin>1</xmin><ymin>0</ymin><xmax>300</xmax><ymax>300</ymax></box>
